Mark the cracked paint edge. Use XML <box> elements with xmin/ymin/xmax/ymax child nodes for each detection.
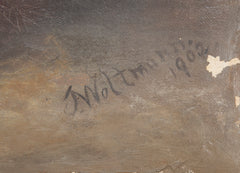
<box><xmin>206</xmin><ymin>55</ymin><xmax>240</xmax><ymax>78</ymax></box>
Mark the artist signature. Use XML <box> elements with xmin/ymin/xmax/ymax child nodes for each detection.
<box><xmin>64</xmin><ymin>39</ymin><xmax>212</xmax><ymax>115</ymax></box>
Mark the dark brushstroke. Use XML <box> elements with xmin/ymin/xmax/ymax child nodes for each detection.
<box><xmin>176</xmin><ymin>57</ymin><xmax>191</xmax><ymax>77</ymax></box>
<box><xmin>155</xmin><ymin>50</ymin><xmax>165</xmax><ymax>61</ymax></box>
<box><xmin>113</xmin><ymin>68</ymin><xmax>135</xmax><ymax>86</ymax></box>
<box><xmin>101</xmin><ymin>70</ymin><xmax>121</xmax><ymax>95</ymax></box>
<box><xmin>128</xmin><ymin>64</ymin><xmax>148</xmax><ymax>79</ymax></box>
<box><xmin>186</xmin><ymin>50</ymin><xmax>195</xmax><ymax>62</ymax></box>
<box><xmin>64</xmin><ymin>85</ymin><xmax>72</xmax><ymax>100</ymax></box>
<box><xmin>169</xmin><ymin>67</ymin><xmax>177</xmax><ymax>78</ymax></box>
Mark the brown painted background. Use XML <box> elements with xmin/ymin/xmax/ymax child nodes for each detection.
<box><xmin>0</xmin><ymin>0</ymin><xmax>240</xmax><ymax>172</ymax></box>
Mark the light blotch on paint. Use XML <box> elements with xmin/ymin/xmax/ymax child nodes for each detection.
<box><xmin>187</xmin><ymin>170</ymin><xmax>195</xmax><ymax>173</ymax></box>
<box><xmin>235</xmin><ymin>120</ymin><xmax>240</xmax><ymax>128</ymax></box>
<box><xmin>235</xmin><ymin>96</ymin><xmax>240</xmax><ymax>108</ymax></box>
<box><xmin>206</xmin><ymin>55</ymin><xmax>240</xmax><ymax>77</ymax></box>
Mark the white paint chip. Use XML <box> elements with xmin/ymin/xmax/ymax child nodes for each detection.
<box><xmin>206</xmin><ymin>55</ymin><xmax>240</xmax><ymax>77</ymax></box>
<box><xmin>235</xmin><ymin>96</ymin><xmax>240</xmax><ymax>108</ymax></box>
